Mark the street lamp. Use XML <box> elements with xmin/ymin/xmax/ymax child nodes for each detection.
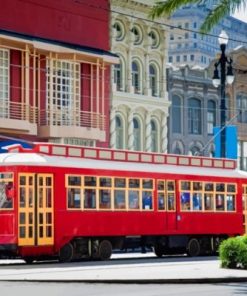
<box><xmin>212</xmin><ymin>30</ymin><xmax>234</xmax><ymax>158</ymax></box>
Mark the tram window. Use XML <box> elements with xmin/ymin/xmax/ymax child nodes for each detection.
<box><xmin>19</xmin><ymin>226</ymin><xmax>25</xmax><ymax>238</ymax></box>
<box><xmin>227</xmin><ymin>184</ymin><xmax>236</xmax><ymax>193</ymax></box>
<box><xmin>216</xmin><ymin>183</ymin><xmax>225</xmax><ymax>192</ymax></box>
<box><xmin>68</xmin><ymin>188</ymin><xmax>81</xmax><ymax>208</ymax></box>
<box><xmin>19</xmin><ymin>187</ymin><xmax>26</xmax><ymax>207</ymax></box>
<box><xmin>181</xmin><ymin>192</ymin><xmax>191</xmax><ymax>211</ymax></box>
<box><xmin>128</xmin><ymin>190</ymin><xmax>139</xmax><ymax>209</ymax></box>
<box><xmin>0</xmin><ymin>181</ymin><xmax>14</xmax><ymax>209</ymax></box>
<box><xmin>46</xmin><ymin>177</ymin><xmax>52</xmax><ymax>186</ymax></box>
<box><xmin>142</xmin><ymin>179</ymin><xmax>153</xmax><ymax>189</ymax></box>
<box><xmin>68</xmin><ymin>176</ymin><xmax>81</xmax><ymax>186</ymax></box>
<box><xmin>46</xmin><ymin>188</ymin><xmax>52</xmax><ymax>208</ymax></box>
<box><xmin>216</xmin><ymin>194</ymin><xmax>225</xmax><ymax>211</ymax></box>
<box><xmin>129</xmin><ymin>179</ymin><xmax>140</xmax><ymax>188</ymax></box>
<box><xmin>115</xmin><ymin>178</ymin><xmax>126</xmax><ymax>188</ymax></box>
<box><xmin>100</xmin><ymin>177</ymin><xmax>112</xmax><ymax>187</ymax></box>
<box><xmin>204</xmin><ymin>193</ymin><xmax>214</xmax><ymax>211</ymax></box>
<box><xmin>99</xmin><ymin>189</ymin><xmax>111</xmax><ymax>209</ymax></box>
<box><xmin>168</xmin><ymin>193</ymin><xmax>175</xmax><ymax>211</ymax></box>
<box><xmin>84</xmin><ymin>176</ymin><xmax>96</xmax><ymax>187</ymax></box>
<box><xmin>192</xmin><ymin>193</ymin><xmax>202</xmax><ymax>210</ymax></box>
<box><xmin>84</xmin><ymin>189</ymin><xmax>96</xmax><ymax>209</ymax></box>
<box><xmin>20</xmin><ymin>212</ymin><xmax>25</xmax><ymax>224</ymax></box>
<box><xmin>193</xmin><ymin>182</ymin><xmax>202</xmax><ymax>191</ymax></box>
<box><xmin>181</xmin><ymin>181</ymin><xmax>190</xmax><ymax>191</ymax></box>
<box><xmin>114</xmin><ymin>190</ymin><xmax>126</xmax><ymax>209</ymax></box>
<box><xmin>142</xmin><ymin>191</ymin><xmax>153</xmax><ymax>210</ymax></box>
<box><xmin>158</xmin><ymin>192</ymin><xmax>165</xmax><ymax>210</ymax></box>
<box><xmin>204</xmin><ymin>182</ymin><xmax>214</xmax><ymax>191</ymax></box>
<box><xmin>158</xmin><ymin>180</ymin><xmax>165</xmax><ymax>190</ymax></box>
<box><xmin>167</xmin><ymin>181</ymin><xmax>175</xmax><ymax>191</ymax></box>
<box><xmin>20</xmin><ymin>176</ymin><xmax>26</xmax><ymax>185</ymax></box>
<box><xmin>227</xmin><ymin>195</ymin><xmax>235</xmax><ymax>211</ymax></box>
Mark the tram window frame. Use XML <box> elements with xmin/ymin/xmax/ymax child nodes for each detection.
<box><xmin>179</xmin><ymin>181</ymin><xmax>237</xmax><ymax>212</ymax></box>
<box><xmin>99</xmin><ymin>177</ymin><xmax>113</xmax><ymax>210</ymax></box>
<box><xmin>157</xmin><ymin>180</ymin><xmax>176</xmax><ymax>212</ymax></box>
<box><xmin>66</xmin><ymin>175</ymin><xmax>82</xmax><ymax>210</ymax></box>
<box><xmin>0</xmin><ymin>172</ymin><xmax>14</xmax><ymax>210</ymax></box>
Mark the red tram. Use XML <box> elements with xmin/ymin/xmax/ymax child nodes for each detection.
<box><xmin>0</xmin><ymin>142</ymin><xmax>247</xmax><ymax>263</ymax></box>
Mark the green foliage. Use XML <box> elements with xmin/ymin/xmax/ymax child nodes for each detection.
<box><xmin>219</xmin><ymin>236</ymin><xmax>247</xmax><ymax>269</ymax></box>
<box><xmin>150</xmin><ymin>0</ymin><xmax>247</xmax><ymax>34</ymax></box>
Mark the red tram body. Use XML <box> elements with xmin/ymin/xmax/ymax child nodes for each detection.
<box><xmin>0</xmin><ymin>143</ymin><xmax>247</xmax><ymax>263</ymax></box>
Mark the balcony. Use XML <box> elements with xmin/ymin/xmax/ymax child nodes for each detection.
<box><xmin>38</xmin><ymin>108</ymin><xmax>106</xmax><ymax>141</ymax></box>
<box><xmin>0</xmin><ymin>101</ymin><xmax>37</xmax><ymax>135</ymax></box>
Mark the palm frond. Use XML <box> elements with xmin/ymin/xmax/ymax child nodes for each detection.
<box><xmin>149</xmin><ymin>0</ymin><xmax>201</xmax><ymax>19</ymax></box>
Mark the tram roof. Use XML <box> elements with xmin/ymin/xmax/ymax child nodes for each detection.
<box><xmin>0</xmin><ymin>152</ymin><xmax>247</xmax><ymax>179</ymax></box>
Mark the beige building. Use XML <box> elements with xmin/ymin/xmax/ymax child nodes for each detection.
<box><xmin>110</xmin><ymin>0</ymin><xmax>170</xmax><ymax>152</ymax></box>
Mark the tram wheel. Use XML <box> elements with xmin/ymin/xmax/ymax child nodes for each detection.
<box><xmin>98</xmin><ymin>240</ymin><xmax>112</xmax><ymax>261</ymax></box>
<box><xmin>59</xmin><ymin>242</ymin><xmax>74</xmax><ymax>262</ymax></box>
<box><xmin>187</xmin><ymin>238</ymin><xmax>200</xmax><ymax>257</ymax></box>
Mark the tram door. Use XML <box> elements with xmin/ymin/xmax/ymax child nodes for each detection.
<box><xmin>18</xmin><ymin>174</ymin><xmax>54</xmax><ymax>246</ymax></box>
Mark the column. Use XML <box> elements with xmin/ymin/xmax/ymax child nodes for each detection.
<box><xmin>161</xmin><ymin>113</ymin><xmax>168</xmax><ymax>153</ymax></box>
<box><xmin>145</xmin><ymin>112</ymin><xmax>152</xmax><ymax>152</ymax></box>
<box><xmin>128</xmin><ymin>111</ymin><xmax>134</xmax><ymax>150</ymax></box>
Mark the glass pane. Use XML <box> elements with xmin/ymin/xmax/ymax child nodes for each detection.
<box><xmin>193</xmin><ymin>182</ymin><xmax>202</xmax><ymax>191</ymax></box>
<box><xmin>142</xmin><ymin>191</ymin><xmax>153</xmax><ymax>210</ymax></box>
<box><xmin>204</xmin><ymin>183</ymin><xmax>214</xmax><ymax>191</ymax></box>
<box><xmin>46</xmin><ymin>226</ymin><xmax>52</xmax><ymax>237</ymax></box>
<box><xmin>46</xmin><ymin>177</ymin><xmax>52</xmax><ymax>186</ymax></box>
<box><xmin>142</xmin><ymin>179</ymin><xmax>153</xmax><ymax>189</ymax></box>
<box><xmin>129</xmin><ymin>179</ymin><xmax>140</xmax><ymax>188</ymax></box>
<box><xmin>192</xmin><ymin>193</ymin><xmax>202</xmax><ymax>210</ymax></box>
<box><xmin>168</xmin><ymin>193</ymin><xmax>175</xmax><ymax>211</ymax></box>
<box><xmin>68</xmin><ymin>188</ymin><xmax>81</xmax><ymax>209</ymax></box>
<box><xmin>46</xmin><ymin>188</ymin><xmax>52</xmax><ymax>207</ymax></box>
<box><xmin>227</xmin><ymin>184</ymin><xmax>236</xmax><ymax>193</ymax></box>
<box><xmin>204</xmin><ymin>193</ymin><xmax>214</xmax><ymax>211</ymax></box>
<box><xmin>84</xmin><ymin>189</ymin><xmax>96</xmax><ymax>209</ymax></box>
<box><xmin>84</xmin><ymin>176</ymin><xmax>96</xmax><ymax>187</ymax></box>
<box><xmin>158</xmin><ymin>192</ymin><xmax>165</xmax><ymax>210</ymax></box>
<box><xmin>114</xmin><ymin>190</ymin><xmax>126</xmax><ymax>209</ymax></box>
<box><xmin>39</xmin><ymin>213</ymin><xmax>43</xmax><ymax>224</ymax></box>
<box><xmin>128</xmin><ymin>190</ymin><xmax>139</xmax><ymax>209</ymax></box>
<box><xmin>100</xmin><ymin>178</ymin><xmax>112</xmax><ymax>187</ymax></box>
<box><xmin>20</xmin><ymin>176</ymin><xmax>26</xmax><ymax>185</ymax></box>
<box><xmin>29</xmin><ymin>213</ymin><xmax>33</xmax><ymax>224</ymax></box>
<box><xmin>216</xmin><ymin>194</ymin><xmax>225</xmax><ymax>211</ymax></box>
<box><xmin>39</xmin><ymin>188</ymin><xmax>43</xmax><ymax>208</ymax></box>
<box><xmin>39</xmin><ymin>226</ymin><xmax>43</xmax><ymax>238</ymax></box>
<box><xmin>216</xmin><ymin>183</ymin><xmax>225</xmax><ymax>192</ymax></box>
<box><xmin>20</xmin><ymin>213</ymin><xmax>25</xmax><ymax>224</ymax></box>
<box><xmin>115</xmin><ymin>178</ymin><xmax>126</xmax><ymax>188</ymax></box>
<box><xmin>227</xmin><ymin>195</ymin><xmax>235</xmax><ymax>211</ymax></box>
<box><xmin>181</xmin><ymin>181</ymin><xmax>190</xmax><ymax>191</ymax></box>
<box><xmin>46</xmin><ymin>212</ymin><xmax>52</xmax><ymax>224</ymax></box>
<box><xmin>20</xmin><ymin>226</ymin><xmax>25</xmax><ymax>238</ymax></box>
<box><xmin>20</xmin><ymin>188</ymin><xmax>26</xmax><ymax>207</ymax></box>
<box><xmin>68</xmin><ymin>176</ymin><xmax>81</xmax><ymax>186</ymax></box>
<box><xmin>28</xmin><ymin>226</ymin><xmax>33</xmax><ymax>238</ymax></box>
<box><xmin>99</xmin><ymin>189</ymin><xmax>111</xmax><ymax>209</ymax></box>
<box><xmin>158</xmin><ymin>180</ymin><xmax>165</xmax><ymax>191</ymax></box>
<box><xmin>167</xmin><ymin>181</ymin><xmax>175</xmax><ymax>191</ymax></box>
<box><xmin>181</xmin><ymin>192</ymin><xmax>190</xmax><ymax>210</ymax></box>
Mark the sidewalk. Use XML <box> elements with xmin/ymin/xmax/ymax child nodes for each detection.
<box><xmin>0</xmin><ymin>254</ymin><xmax>247</xmax><ymax>283</ymax></box>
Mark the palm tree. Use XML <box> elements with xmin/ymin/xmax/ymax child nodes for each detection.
<box><xmin>150</xmin><ymin>0</ymin><xmax>246</xmax><ymax>33</ymax></box>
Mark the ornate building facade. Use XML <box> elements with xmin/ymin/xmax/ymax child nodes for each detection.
<box><xmin>110</xmin><ymin>0</ymin><xmax>170</xmax><ymax>153</ymax></box>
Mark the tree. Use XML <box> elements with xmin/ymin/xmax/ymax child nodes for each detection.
<box><xmin>150</xmin><ymin>0</ymin><xmax>246</xmax><ymax>33</ymax></box>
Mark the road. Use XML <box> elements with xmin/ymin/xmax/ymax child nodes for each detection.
<box><xmin>0</xmin><ymin>282</ymin><xmax>247</xmax><ymax>296</ymax></box>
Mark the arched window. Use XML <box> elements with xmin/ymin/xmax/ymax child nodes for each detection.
<box><xmin>237</xmin><ymin>93</ymin><xmax>247</xmax><ymax>123</ymax></box>
<box><xmin>132</xmin><ymin>61</ymin><xmax>141</xmax><ymax>94</ymax></box>
<box><xmin>133</xmin><ymin>117</ymin><xmax>141</xmax><ymax>151</ymax></box>
<box><xmin>151</xmin><ymin>120</ymin><xmax>158</xmax><ymax>152</ymax></box>
<box><xmin>207</xmin><ymin>100</ymin><xmax>216</xmax><ymax>134</ymax></box>
<box><xmin>172</xmin><ymin>95</ymin><xmax>181</xmax><ymax>133</ymax></box>
<box><xmin>188</xmin><ymin>98</ymin><xmax>201</xmax><ymax>134</ymax></box>
<box><xmin>116</xmin><ymin>115</ymin><xmax>124</xmax><ymax>149</ymax></box>
<box><xmin>114</xmin><ymin>56</ymin><xmax>124</xmax><ymax>91</ymax></box>
<box><xmin>149</xmin><ymin>64</ymin><xmax>158</xmax><ymax>97</ymax></box>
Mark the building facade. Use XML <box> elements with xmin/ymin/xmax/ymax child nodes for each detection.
<box><xmin>167</xmin><ymin>65</ymin><xmax>221</xmax><ymax>156</ymax></box>
<box><xmin>110</xmin><ymin>0</ymin><xmax>170</xmax><ymax>153</ymax></box>
<box><xmin>168</xmin><ymin>0</ymin><xmax>247</xmax><ymax>67</ymax></box>
<box><xmin>0</xmin><ymin>0</ymin><xmax>118</xmax><ymax>148</ymax></box>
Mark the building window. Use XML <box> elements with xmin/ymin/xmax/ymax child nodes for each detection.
<box><xmin>183</xmin><ymin>55</ymin><xmax>187</xmax><ymax>62</ymax></box>
<box><xmin>151</xmin><ymin>120</ymin><xmax>158</xmax><ymax>152</ymax></box>
<box><xmin>207</xmin><ymin>100</ymin><xmax>216</xmax><ymax>135</ymax></box>
<box><xmin>131</xmin><ymin>25</ymin><xmax>142</xmax><ymax>45</ymax></box>
<box><xmin>116</xmin><ymin>115</ymin><xmax>124</xmax><ymax>149</ymax></box>
<box><xmin>185</xmin><ymin>32</ymin><xmax>189</xmax><ymax>39</ymax></box>
<box><xmin>149</xmin><ymin>64</ymin><xmax>158</xmax><ymax>97</ymax></box>
<box><xmin>114</xmin><ymin>56</ymin><xmax>125</xmax><ymax>91</ymax></box>
<box><xmin>170</xmin><ymin>34</ymin><xmax>174</xmax><ymax>40</ymax></box>
<box><xmin>133</xmin><ymin>117</ymin><xmax>141</xmax><ymax>151</ymax></box>
<box><xmin>190</xmin><ymin>55</ymin><xmax>194</xmax><ymax>61</ymax></box>
<box><xmin>149</xmin><ymin>30</ymin><xmax>160</xmax><ymax>48</ymax></box>
<box><xmin>132</xmin><ymin>61</ymin><xmax>141</xmax><ymax>93</ymax></box>
<box><xmin>237</xmin><ymin>94</ymin><xmax>247</xmax><ymax>123</ymax></box>
<box><xmin>169</xmin><ymin>56</ymin><xmax>173</xmax><ymax>63</ymax></box>
<box><xmin>172</xmin><ymin>95</ymin><xmax>182</xmax><ymax>133</ymax></box>
<box><xmin>188</xmin><ymin>98</ymin><xmax>201</xmax><ymax>134</ymax></box>
<box><xmin>113</xmin><ymin>21</ymin><xmax>125</xmax><ymax>41</ymax></box>
<box><xmin>0</xmin><ymin>49</ymin><xmax>9</xmax><ymax>118</ymax></box>
<box><xmin>176</xmin><ymin>56</ymin><xmax>180</xmax><ymax>62</ymax></box>
<box><xmin>46</xmin><ymin>59</ymin><xmax>80</xmax><ymax>126</ymax></box>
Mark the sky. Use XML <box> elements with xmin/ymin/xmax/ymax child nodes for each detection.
<box><xmin>232</xmin><ymin>5</ymin><xmax>247</xmax><ymax>23</ymax></box>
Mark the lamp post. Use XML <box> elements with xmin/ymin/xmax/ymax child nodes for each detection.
<box><xmin>212</xmin><ymin>30</ymin><xmax>234</xmax><ymax>158</ymax></box>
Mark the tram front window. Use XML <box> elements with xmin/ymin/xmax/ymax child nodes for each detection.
<box><xmin>0</xmin><ymin>173</ymin><xmax>14</xmax><ymax>209</ymax></box>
